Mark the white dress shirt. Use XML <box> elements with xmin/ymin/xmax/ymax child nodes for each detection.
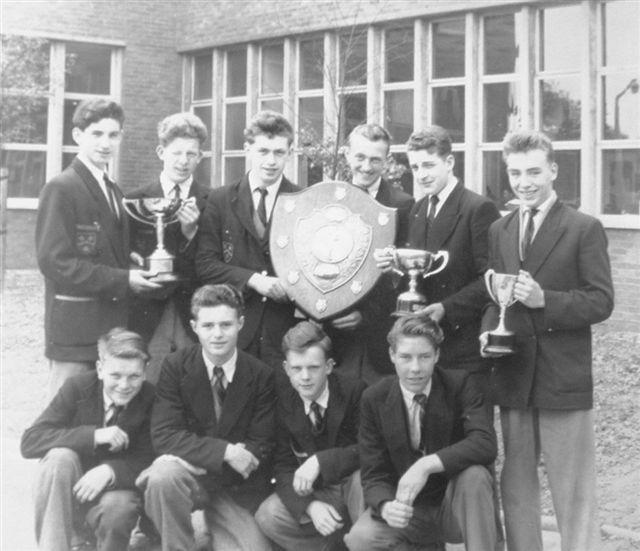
<box><xmin>248</xmin><ymin>171</ymin><xmax>283</xmax><ymax>223</ymax></box>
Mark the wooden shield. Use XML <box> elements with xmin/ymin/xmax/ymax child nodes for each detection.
<box><xmin>270</xmin><ymin>181</ymin><xmax>397</xmax><ymax>320</ymax></box>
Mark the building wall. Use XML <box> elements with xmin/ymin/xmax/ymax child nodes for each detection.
<box><xmin>605</xmin><ymin>229</ymin><xmax>640</xmax><ymax>332</ymax></box>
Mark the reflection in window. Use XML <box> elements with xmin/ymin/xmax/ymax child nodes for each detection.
<box><xmin>224</xmin><ymin>156</ymin><xmax>246</xmax><ymax>185</ymax></box>
<box><xmin>62</xmin><ymin>153</ymin><xmax>75</xmax><ymax>170</ymax></box>
<box><xmin>299</xmin><ymin>38</ymin><xmax>324</xmax><ymax>90</ymax></box>
<box><xmin>433</xmin><ymin>19</ymin><xmax>465</xmax><ymax>78</ymax></box>
<box><xmin>452</xmin><ymin>151</ymin><xmax>465</xmax><ymax>182</ymax></box>
<box><xmin>299</xmin><ymin>97</ymin><xmax>324</xmax><ymax>144</ymax></box>
<box><xmin>1</xmin><ymin>150</ymin><xmax>47</xmax><ymax>198</ymax></box>
<box><xmin>63</xmin><ymin>99</ymin><xmax>82</xmax><ymax>146</ymax></box>
<box><xmin>540</xmin><ymin>78</ymin><xmax>581</xmax><ymax>141</ymax></box>
<box><xmin>389</xmin><ymin>152</ymin><xmax>412</xmax><ymax>196</ymax></box>
<box><xmin>260</xmin><ymin>99</ymin><xmax>283</xmax><ymax>113</ymax></box>
<box><xmin>602</xmin><ymin>149</ymin><xmax>640</xmax><ymax>214</ymax></box>
<box><xmin>193</xmin><ymin>105</ymin><xmax>212</xmax><ymax>150</ymax></box>
<box><xmin>385</xmin><ymin>90</ymin><xmax>413</xmax><ymax>144</ymax></box>
<box><xmin>433</xmin><ymin>86</ymin><xmax>465</xmax><ymax>143</ymax></box>
<box><xmin>554</xmin><ymin>150</ymin><xmax>581</xmax><ymax>208</ymax></box>
<box><xmin>225</xmin><ymin>103</ymin><xmax>246</xmax><ymax>150</ymax></box>
<box><xmin>1</xmin><ymin>96</ymin><xmax>48</xmax><ymax>144</ymax></box>
<box><xmin>194</xmin><ymin>156</ymin><xmax>211</xmax><ymax>187</ymax></box>
<box><xmin>226</xmin><ymin>49</ymin><xmax>247</xmax><ymax>97</ymax></box>
<box><xmin>484</xmin><ymin>82</ymin><xmax>518</xmax><ymax>142</ymax></box>
<box><xmin>261</xmin><ymin>44</ymin><xmax>284</xmax><ymax>94</ymax></box>
<box><xmin>339</xmin><ymin>32</ymin><xmax>367</xmax><ymax>87</ymax></box>
<box><xmin>540</xmin><ymin>5</ymin><xmax>582</xmax><ymax>72</ymax></box>
<box><xmin>484</xmin><ymin>151</ymin><xmax>514</xmax><ymax>210</ymax></box>
<box><xmin>602</xmin><ymin>75</ymin><xmax>640</xmax><ymax>140</ymax></box>
<box><xmin>65</xmin><ymin>43</ymin><xmax>111</xmax><ymax>94</ymax></box>
<box><xmin>298</xmin><ymin>155</ymin><xmax>324</xmax><ymax>188</ymax></box>
<box><xmin>603</xmin><ymin>1</ymin><xmax>640</xmax><ymax>67</ymax></box>
<box><xmin>338</xmin><ymin>93</ymin><xmax>366</xmax><ymax>143</ymax></box>
<box><xmin>194</xmin><ymin>54</ymin><xmax>212</xmax><ymax>100</ymax></box>
<box><xmin>385</xmin><ymin>27</ymin><xmax>413</xmax><ymax>83</ymax></box>
<box><xmin>484</xmin><ymin>14</ymin><xmax>518</xmax><ymax>75</ymax></box>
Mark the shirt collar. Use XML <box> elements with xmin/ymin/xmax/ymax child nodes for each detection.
<box><xmin>160</xmin><ymin>172</ymin><xmax>193</xmax><ymax>198</ymax></box>
<box><xmin>248</xmin><ymin>170</ymin><xmax>283</xmax><ymax>196</ymax></box>
<box><xmin>103</xmin><ymin>390</ymin><xmax>115</xmax><ymax>413</ymax></box>
<box><xmin>399</xmin><ymin>378</ymin><xmax>432</xmax><ymax>411</ymax></box>
<box><xmin>202</xmin><ymin>348</ymin><xmax>237</xmax><ymax>383</ymax></box>
<box><xmin>432</xmin><ymin>176</ymin><xmax>457</xmax><ymax>208</ymax></box>
<box><xmin>354</xmin><ymin>177</ymin><xmax>382</xmax><ymax>199</ymax></box>
<box><xmin>519</xmin><ymin>190</ymin><xmax>557</xmax><ymax>220</ymax></box>
<box><xmin>77</xmin><ymin>153</ymin><xmax>109</xmax><ymax>186</ymax></box>
<box><xmin>301</xmin><ymin>381</ymin><xmax>330</xmax><ymax>415</ymax></box>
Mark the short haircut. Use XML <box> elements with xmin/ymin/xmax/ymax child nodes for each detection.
<box><xmin>97</xmin><ymin>327</ymin><xmax>149</xmax><ymax>363</ymax></box>
<box><xmin>387</xmin><ymin>314</ymin><xmax>444</xmax><ymax>351</ymax></box>
<box><xmin>282</xmin><ymin>320</ymin><xmax>332</xmax><ymax>358</ymax></box>
<box><xmin>157</xmin><ymin>112</ymin><xmax>208</xmax><ymax>147</ymax></box>
<box><xmin>347</xmin><ymin>123</ymin><xmax>391</xmax><ymax>151</ymax></box>
<box><xmin>406</xmin><ymin>126</ymin><xmax>452</xmax><ymax>158</ymax></box>
<box><xmin>72</xmin><ymin>98</ymin><xmax>125</xmax><ymax>130</ymax></box>
<box><xmin>502</xmin><ymin>129</ymin><xmax>555</xmax><ymax>163</ymax></box>
<box><xmin>244</xmin><ymin>110</ymin><xmax>294</xmax><ymax>146</ymax></box>
<box><xmin>191</xmin><ymin>284</ymin><xmax>244</xmax><ymax>319</ymax></box>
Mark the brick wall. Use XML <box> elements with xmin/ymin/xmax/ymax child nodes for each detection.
<box><xmin>604</xmin><ymin>229</ymin><xmax>640</xmax><ymax>333</ymax></box>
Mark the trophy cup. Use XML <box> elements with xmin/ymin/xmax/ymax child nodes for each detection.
<box><xmin>122</xmin><ymin>198</ymin><xmax>183</xmax><ymax>283</ymax></box>
<box><xmin>390</xmin><ymin>248</ymin><xmax>449</xmax><ymax>315</ymax></box>
<box><xmin>484</xmin><ymin>269</ymin><xmax>518</xmax><ymax>354</ymax></box>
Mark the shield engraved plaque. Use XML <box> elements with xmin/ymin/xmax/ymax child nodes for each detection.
<box><xmin>270</xmin><ymin>181</ymin><xmax>397</xmax><ymax>320</ymax></box>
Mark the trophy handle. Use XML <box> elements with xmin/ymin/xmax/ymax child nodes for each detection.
<box><xmin>121</xmin><ymin>199</ymin><xmax>154</xmax><ymax>226</ymax></box>
<box><xmin>423</xmin><ymin>250</ymin><xmax>449</xmax><ymax>278</ymax></box>
<box><xmin>484</xmin><ymin>269</ymin><xmax>498</xmax><ymax>304</ymax></box>
<box><xmin>389</xmin><ymin>246</ymin><xmax>405</xmax><ymax>277</ymax></box>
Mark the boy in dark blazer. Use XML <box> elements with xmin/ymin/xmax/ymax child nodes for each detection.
<box><xmin>480</xmin><ymin>130</ymin><xmax>614</xmax><ymax>551</ymax></box>
<box><xmin>141</xmin><ymin>284</ymin><xmax>274</xmax><ymax>551</ymax></box>
<box><xmin>344</xmin><ymin>315</ymin><xmax>499</xmax><ymax>551</ymax></box>
<box><xmin>256</xmin><ymin>321</ymin><xmax>366</xmax><ymax>551</ymax></box>
<box><xmin>21</xmin><ymin>328</ymin><xmax>155</xmax><ymax>551</ymax></box>
<box><xmin>196</xmin><ymin>111</ymin><xmax>300</xmax><ymax>370</ymax></box>
<box><xmin>36</xmin><ymin>99</ymin><xmax>160</xmax><ymax>398</ymax></box>
<box><xmin>128</xmin><ymin>112</ymin><xmax>211</xmax><ymax>383</ymax></box>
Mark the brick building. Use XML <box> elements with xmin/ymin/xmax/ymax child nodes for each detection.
<box><xmin>1</xmin><ymin>0</ymin><xmax>639</xmax><ymax>329</ymax></box>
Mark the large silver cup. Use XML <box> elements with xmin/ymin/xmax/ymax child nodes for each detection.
<box><xmin>391</xmin><ymin>248</ymin><xmax>449</xmax><ymax>315</ymax></box>
<box><xmin>484</xmin><ymin>269</ymin><xmax>518</xmax><ymax>354</ymax></box>
<box><xmin>122</xmin><ymin>198</ymin><xmax>183</xmax><ymax>282</ymax></box>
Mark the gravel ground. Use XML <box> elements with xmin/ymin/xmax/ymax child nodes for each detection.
<box><xmin>1</xmin><ymin>270</ymin><xmax>639</xmax><ymax>549</ymax></box>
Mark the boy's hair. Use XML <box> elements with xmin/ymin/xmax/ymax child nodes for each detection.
<box><xmin>347</xmin><ymin>123</ymin><xmax>391</xmax><ymax>151</ymax></box>
<box><xmin>387</xmin><ymin>314</ymin><xmax>444</xmax><ymax>351</ymax></box>
<box><xmin>157</xmin><ymin>112</ymin><xmax>208</xmax><ymax>147</ymax></box>
<box><xmin>72</xmin><ymin>98</ymin><xmax>124</xmax><ymax>130</ymax></box>
<box><xmin>502</xmin><ymin>129</ymin><xmax>555</xmax><ymax>163</ymax></box>
<box><xmin>244</xmin><ymin>110</ymin><xmax>294</xmax><ymax>146</ymax></box>
<box><xmin>406</xmin><ymin>126</ymin><xmax>452</xmax><ymax>158</ymax></box>
<box><xmin>282</xmin><ymin>320</ymin><xmax>332</xmax><ymax>358</ymax></box>
<box><xmin>98</xmin><ymin>327</ymin><xmax>149</xmax><ymax>363</ymax></box>
<box><xmin>191</xmin><ymin>284</ymin><xmax>244</xmax><ymax>319</ymax></box>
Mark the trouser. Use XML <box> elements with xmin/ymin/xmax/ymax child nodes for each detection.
<box><xmin>34</xmin><ymin>448</ymin><xmax>141</xmax><ymax>551</ymax></box>
<box><xmin>500</xmin><ymin>407</ymin><xmax>601</xmax><ymax>551</ymax></box>
<box><xmin>47</xmin><ymin>360</ymin><xmax>93</xmax><ymax>401</ymax></box>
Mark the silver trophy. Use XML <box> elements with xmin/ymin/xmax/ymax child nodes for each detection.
<box><xmin>484</xmin><ymin>269</ymin><xmax>518</xmax><ymax>354</ymax></box>
<box><xmin>122</xmin><ymin>198</ymin><xmax>183</xmax><ymax>282</ymax></box>
<box><xmin>390</xmin><ymin>248</ymin><xmax>449</xmax><ymax>315</ymax></box>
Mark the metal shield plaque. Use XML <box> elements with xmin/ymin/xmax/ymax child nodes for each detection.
<box><xmin>270</xmin><ymin>181</ymin><xmax>397</xmax><ymax>320</ymax></box>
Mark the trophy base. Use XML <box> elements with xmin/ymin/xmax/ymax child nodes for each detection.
<box><xmin>393</xmin><ymin>297</ymin><xmax>428</xmax><ymax>317</ymax></box>
<box><xmin>485</xmin><ymin>332</ymin><xmax>516</xmax><ymax>355</ymax></box>
<box><xmin>147</xmin><ymin>272</ymin><xmax>184</xmax><ymax>284</ymax></box>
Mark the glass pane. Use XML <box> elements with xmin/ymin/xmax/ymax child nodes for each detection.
<box><xmin>63</xmin><ymin>99</ymin><xmax>83</xmax><ymax>146</ymax></box>
<box><xmin>385</xmin><ymin>27</ymin><xmax>414</xmax><ymax>83</ymax></box>
<box><xmin>602</xmin><ymin>149</ymin><xmax>640</xmax><ymax>214</ymax></box>
<box><xmin>0</xmin><ymin>35</ymin><xmax>49</xmax><ymax>90</ymax></box>
<box><xmin>340</xmin><ymin>32</ymin><xmax>367</xmax><ymax>87</ymax></box>
<box><xmin>192</xmin><ymin>105</ymin><xmax>212</xmax><ymax>150</ymax></box>
<box><xmin>338</xmin><ymin>93</ymin><xmax>366</xmax><ymax>143</ymax></box>
<box><xmin>453</xmin><ymin>151</ymin><xmax>465</xmax><ymax>183</ymax></box>
<box><xmin>540</xmin><ymin>5</ymin><xmax>583</xmax><ymax>72</ymax></box>
<box><xmin>385</xmin><ymin>90</ymin><xmax>413</xmax><ymax>144</ymax></box>
<box><xmin>554</xmin><ymin>150</ymin><xmax>580</xmax><ymax>208</ymax></box>
<box><xmin>225</xmin><ymin>103</ymin><xmax>246</xmax><ymax>150</ymax></box>
<box><xmin>1</xmin><ymin>96</ymin><xmax>48</xmax><ymax>144</ymax></box>
<box><xmin>227</xmin><ymin>49</ymin><xmax>247</xmax><ymax>97</ymax></box>
<box><xmin>298</xmin><ymin>155</ymin><xmax>324</xmax><ymax>188</ymax></box>
<box><xmin>388</xmin><ymin>152</ymin><xmax>413</xmax><ymax>196</ymax></box>
<box><xmin>194</xmin><ymin>156</ymin><xmax>211</xmax><ymax>187</ymax></box>
<box><xmin>602</xmin><ymin>74</ymin><xmax>640</xmax><ymax>140</ymax></box>
<box><xmin>484</xmin><ymin>13</ymin><xmax>518</xmax><ymax>75</ymax></box>
<box><xmin>65</xmin><ymin>42</ymin><xmax>110</xmax><ymax>94</ymax></box>
<box><xmin>299</xmin><ymin>38</ymin><xmax>324</xmax><ymax>90</ymax></box>
<box><xmin>433</xmin><ymin>18</ymin><xmax>465</xmax><ymax>78</ymax></box>
<box><xmin>261</xmin><ymin>44</ymin><xmax>284</xmax><ymax>94</ymax></box>
<box><xmin>433</xmin><ymin>86</ymin><xmax>465</xmax><ymax>143</ymax></box>
<box><xmin>484</xmin><ymin>151</ymin><xmax>514</xmax><ymax>210</ymax></box>
<box><xmin>193</xmin><ymin>54</ymin><xmax>212</xmax><ymax>100</ymax></box>
<box><xmin>484</xmin><ymin>82</ymin><xmax>518</xmax><ymax>142</ymax></box>
<box><xmin>540</xmin><ymin>77</ymin><xmax>581</xmax><ymax>140</ymax></box>
<box><xmin>224</xmin><ymin>156</ymin><xmax>246</xmax><ymax>184</ymax></box>
<box><xmin>603</xmin><ymin>1</ymin><xmax>640</xmax><ymax>67</ymax></box>
<box><xmin>299</xmin><ymin>97</ymin><xmax>324</xmax><ymax>143</ymax></box>
<box><xmin>1</xmin><ymin>150</ymin><xmax>46</xmax><ymax>198</ymax></box>
<box><xmin>260</xmin><ymin>99</ymin><xmax>283</xmax><ymax>113</ymax></box>
<box><xmin>62</xmin><ymin>152</ymin><xmax>75</xmax><ymax>170</ymax></box>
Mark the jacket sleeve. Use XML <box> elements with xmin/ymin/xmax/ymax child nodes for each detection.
<box><xmin>241</xmin><ymin>366</ymin><xmax>276</xmax><ymax>464</ymax></box>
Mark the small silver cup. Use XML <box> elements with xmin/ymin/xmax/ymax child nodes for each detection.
<box><xmin>484</xmin><ymin>269</ymin><xmax>518</xmax><ymax>354</ymax></box>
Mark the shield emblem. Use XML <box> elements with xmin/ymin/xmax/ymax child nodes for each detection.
<box><xmin>270</xmin><ymin>181</ymin><xmax>397</xmax><ymax>320</ymax></box>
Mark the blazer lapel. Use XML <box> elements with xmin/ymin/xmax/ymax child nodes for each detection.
<box><xmin>427</xmin><ymin>183</ymin><xmax>463</xmax><ymax>251</ymax></box>
<box><xmin>76</xmin><ymin>378</ymin><xmax>105</xmax><ymax>425</ymax></box>
<box><xmin>408</xmin><ymin>198</ymin><xmax>429</xmax><ymax>249</ymax></box>
<box><xmin>381</xmin><ymin>381</ymin><xmax>413</xmax><ymax>470</ymax></box>
<box><xmin>498</xmin><ymin>211</ymin><xmax>521</xmax><ymax>274</ymax></box>
<box><xmin>283</xmin><ymin>389</ymin><xmax>316</xmax><ymax>454</ymax></box>
<box><xmin>217</xmin><ymin>357</ymin><xmax>254</xmax><ymax>437</ymax></box>
<box><xmin>230</xmin><ymin>176</ymin><xmax>262</xmax><ymax>242</ymax></box>
<box><xmin>523</xmin><ymin>201</ymin><xmax>567</xmax><ymax>277</ymax></box>
<box><xmin>180</xmin><ymin>349</ymin><xmax>217</xmax><ymax>428</ymax></box>
<box><xmin>326</xmin><ymin>375</ymin><xmax>347</xmax><ymax>446</ymax></box>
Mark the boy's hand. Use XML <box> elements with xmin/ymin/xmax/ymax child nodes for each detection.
<box><xmin>224</xmin><ymin>443</ymin><xmax>259</xmax><ymax>479</ymax></box>
<box><xmin>128</xmin><ymin>269</ymin><xmax>162</xmax><ymax>293</ymax></box>
<box><xmin>248</xmin><ymin>273</ymin><xmax>289</xmax><ymax>302</ymax></box>
<box><xmin>177</xmin><ymin>198</ymin><xmax>200</xmax><ymax>241</ymax></box>
<box><xmin>380</xmin><ymin>499</ymin><xmax>413</xmax><ymax>528</ymax></box>
<box><xmin>73</xmin><ymin>464</ymin><xmax>114</xmax><ymax>503</ymax></box>
<box><xmin>373</xmin><ymin>247</ymin><xmax>395</xmax><ymax>273</ymax></box>
<box><xmin>330</xmin><ymin>310</ymin><xmax>363</xmax><ymax>330</ymax></box>
<box><xmin>293</xmin><ymin>455</ymin><xmax>320</xmax><ymax>496</ymax></box>
<box><xmin>94</xmin><ymin>426</ymin><xmax>130</xmax><ymax>452</ymax></box>
<box><xmin>306</xmin><ymin>501</ymin><xmax>344</xmax><ymax>536</ymax></box>
<box><xmin>515</xmin><ymin>270</ymin><xmax>545</xmax><ymax>308</ymax></box>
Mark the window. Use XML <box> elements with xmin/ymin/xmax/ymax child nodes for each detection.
<box><xmin>259</xmin><ymin>43</ymin><xmax>284</xmax><ymax>112</ymax></box>
<box><xmin>384</xmin><ymin>26</ymin><xmax>414</xmax><ymax>145</ymax></box>
<box><xmin>223</xmin><ymin>47</ymin><xmax>247</xmax><ymax>184</ymax></box>
<box><xmin>337</xmin><ymin>30</ymin><xmax>368</xmax><ymax>144</ymax></box>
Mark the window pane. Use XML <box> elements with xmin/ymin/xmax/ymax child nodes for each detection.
<box><xmin>484</xmin><ymin>82</ymin><xmax>518</xmax><ymax>142</ymax></box>
<box><xmin>63</xmin><ymin>99</ymin><xmax>82</xmax><ymax>146</ymax></box>
<box><xmin>540</xmin><ymin>5</ymin><xmax>583</xmax><ymax>72</ymax></box>
<box><xmin>433</xmin><ymin>18</ymin><xmax>465</xmax><ymax>78</ymax></box>
<box><xmin>554</xmin><ymin>150</ymin><xmax>580</xmax><ymax>208</ymax></box>
<box><xmin>602</xmin><ymin>149</ymin><xmax>640</xmax><ymax>214</ymax></box>
<box><xmin>603</xmin><ymin>1</ymin><xmax>640</xmax><ymax>67</ymax></box>
<box><xmin>227</xmin><ymin>49</ymin><xmax>247</xmax><ymax>97</ymax></box>
<box><xmin>225</xmin><ymin>103</ymin><xmax>246</xmax><ymax>150</ymax></box>
<box><xmin>1</xmin><ymin>96</ymin><xmax>48</xmax><ymax>144</ymax></box>
<box><xmin>1</xmin><ymin>35</ymin><xmax>49</xmax><ymax>90</ymax></box>
<box><xmin>340</xmin><ymin>32</ymin><xmax>367</xmax><ymax>87</ymax></box>
<box><xmin>224</xmin><ymin>156</ymin><xmax>246</xmax><ymax>184</ymax></box>
<box><xmin>192</xmin><ymin>105</ymin><xmax>212</xmax><ymax>150</ymax></box>
<box><xmin>299</xmin><ymin>97</ymin><xmax>324</xmax><ymax>143</ymax></box>
<box><xmin>484</xmin><ymin>14</ymin><xmax>517</xmax><ymax>75</ymax></box>
<box><xmin>298</xmin><ymin>155</ymin><xmax>324</xmax><ymax>188</ymax></box>
<box><xmin>62</xmin><ymin>152</ymin><xmax>75</xmax><ymax>170</ymax></box>
<box><xmin>602</xmin><ymin>74</ymin><xmax>640</xmax><ymax>140</ymax></box>
<box><xmin>385</xmin><ymin>27</ymin><xmax>414</xmax><ymax>83</ymax></box>
<box><xmin>540</xmin><ymin>77</ymin><xmax>581</xmax><ymax>140</ymax></box>
<box><xmin>385</xmin><ymin>90</ymin><xmax>413</xmax><ymax>144</ymax></box>
<box><xmin>433</xmin><ymin>86</ymin><xmax>465</xmax><ymax>143</ymax></box>
<box><xmin>65</xmin><ymin>42</ymin><xmax>110</xmax><ymax>94</ymax></box>
<box><xmin>453</xmin><ymin>151</ymin><xmax>465</xmax><ymax>183</ymax></box>
<box><xmin>1</xmin><ymin>150</ymin><xmax>46</xmax><ymax>198</ymax></box>
<box><xmin>261</xmin><ymin>44</ymin><xmax>284</xmax><ymax>94</ymax></box>
<box><xmin>338</xmin><ymin>93</ymin><xmax>366</xmax><ymax>143</ymax></box>
<box><xmin>299</xmin><ymin>38</ymin><xmax>324</xmax><ymax>90</ymax></box>
<box><xmin>388</xmin><ymin>152</ymin><xmax>413</xmax><ymax>196</ymax></box>
<box><xmin>193</xmin><ymin>54</ymin><xmax>212</xmax><ymax>100</ymax></box>
<box><xmin>194</xmin><ymin>156</ymin><xmax>211</xmax><ymax>187</ymax></box>
<box><xmin>260</xmin><ymin>99</ymin><xmax>283</xmax><ymax>113</ymax></box>
<box><xmin>484</xmin><ymin>151</ymin><xmax>514</xmax><ymax>210</ymax></box>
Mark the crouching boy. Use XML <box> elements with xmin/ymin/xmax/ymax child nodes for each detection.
<box><xmin>21</xmin><ymin>328</ymin><xmax>155</xmax><ymax>551</ymax></box>
<box><xmin>256</xmin><ymin>321</ymin><xmax>366</xmax><ymax>550</ymax></box>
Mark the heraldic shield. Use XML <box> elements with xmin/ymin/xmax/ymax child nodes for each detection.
<box><xmin>270</xmin><ymin>181</ymin><xmax>397</xmax><ymax>320</ymax></box>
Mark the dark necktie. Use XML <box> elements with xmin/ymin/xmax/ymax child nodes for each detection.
<box><xmin>257</xmin><ymin>187</ymin><xmax>268</xmax><ymax>226</ymax></box>
<box><xmin>425</xmin><ymin>195</ymin><xmax>439</xmax><ymax>245</ymax></box>
<box><xmin>309</xmin><ymin>401</ymin><xmax>325</xmax><ymax>436</ymax></box>
<box><xmin>413</xmin><ymin>394</ymin><xmax>428</xmax><ymax>453</ymax></box>
<box><xmin>105</xmin><ymin>404</ymin><xmax>123</xmax><ymax>427</ymax></box>
<box><xmin>172</xmin><ymin>184</ymin><xmax>182</xmax><ymax>200</ymax></box>
<box><xmin>103</xmin><ymin>174</ymin><xmax>120</xmax><ymax>219</ymax></box>
<box><xmin>212</xmin><ymin>366</ymin><xmax>227</xmax><ymax>419</ymax></box>
<box><xmin>521</xmin><ymin>208</ymin><xmax>539</xmax><ymax>261</ymax></box>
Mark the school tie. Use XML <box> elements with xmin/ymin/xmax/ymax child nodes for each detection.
<box><xmin>103</xmin><ymin>174</ymin><xmax>120</xmax><ymax>220</ymax></box>
<box><xmin>104</xmin><ymin>404</ymin><xmax>123</xmax><ymax>427</ymax></box>
<box><xmin>172</xmin><ymin>184</ymin><xmax>182</xmax><ymax>200</ymax></box>
<box><xmin>413</xmin><ymin>393</ymin><xmax>428</xmax><ymax>453</ymax></box>
<box><xmin>254</xmin><ymin>187</ymin><xmax>269</xmax><ymax>238</ymax></box>
<box><xmin>212</xmin><ymin>366</ymin><xmax>227</xmax><ymax>420</ymax></box>
<box><xmin>425</xmin><ymin>195</ymin><xmax>439</xmax><ymax>244</ymax></box>
<box><xmin>521</xmin><ymin>208</ymin><xmax>539</xmax><ymax>262</ymax></box>
<box><xmin>309</xmin><ymin>401</ymin><xmax>325</xmax><ymax>436</ymax></box>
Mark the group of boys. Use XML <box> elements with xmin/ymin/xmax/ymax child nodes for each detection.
<box><xmin>24</xmin><ymin>97</ymin><xmax>613</xmax><ymax>551</ymax></box>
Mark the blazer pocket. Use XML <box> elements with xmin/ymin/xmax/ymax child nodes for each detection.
<box><xmin>75</xmin><ymin>223</ymin><xmax>100</xmax><ymax>257</ymax></box>
<box><xmin>51</xmin><ymin>297</ymin><xmax>100</xmax><ymax>346</ymax></box>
